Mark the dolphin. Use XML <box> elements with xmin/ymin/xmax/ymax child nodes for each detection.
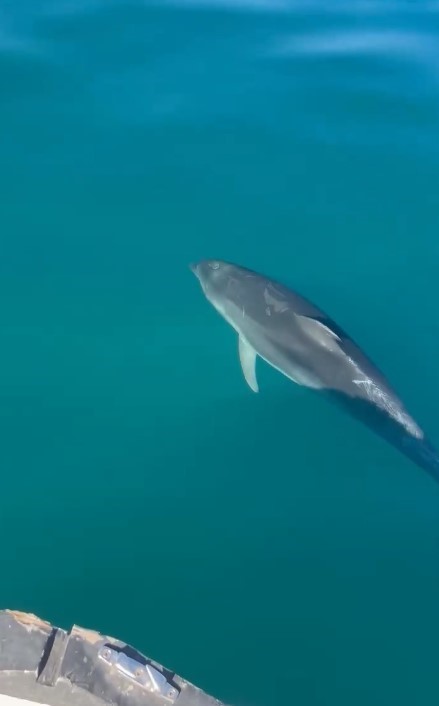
<box><xmin>190</xmin><ymin>258</ymin><xmax>439</xmax><ymax>484</ymax></box>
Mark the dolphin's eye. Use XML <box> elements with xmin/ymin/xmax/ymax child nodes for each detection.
<box><xmin>209</xmin><ymin>262</ymin><xmax>220</xmax><ymax>270</ymax></box>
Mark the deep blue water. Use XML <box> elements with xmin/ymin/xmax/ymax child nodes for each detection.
<box><xmin>1</xmin><ymin>2</ymin><xmax>439</xmax><ymax>705</ymax></box>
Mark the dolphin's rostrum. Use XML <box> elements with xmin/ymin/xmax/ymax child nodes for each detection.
<box><xmin>190</xmin><ymin>258</ymin><xmax>439</xmax><ymax>484</ymax></box>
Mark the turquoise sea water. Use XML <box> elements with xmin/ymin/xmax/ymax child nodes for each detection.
<box><xmin>1</xmin><ymin>1</ymin><xmax>439</xmax><ymax>704</ymax></box>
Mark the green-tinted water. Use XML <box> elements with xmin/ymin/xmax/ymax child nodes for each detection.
<box><xmin>1</xmin><ymin>2</ymin><xmax>439</xmax><ymax>704</ymax></box>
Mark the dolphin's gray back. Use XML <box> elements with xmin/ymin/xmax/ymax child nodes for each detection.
<box><xmin>231</xmin><ymin>267</ymin><xmax>439</xmax><ymax>482</ymax></box>
<box><xmin>226</xmin><ymin>264</ymin><xmax>430</xmax><ymax>450</ymax></box>
<box><xmin>230</xmin><ymin>268</ymin><xmax>398</xmax><ymax>400</ymax></box>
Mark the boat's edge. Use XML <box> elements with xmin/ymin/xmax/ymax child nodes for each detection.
<box><xmin>0</xmin><ymin>610</ymin><xmax>226</xmax><ymax>706</ymax></box>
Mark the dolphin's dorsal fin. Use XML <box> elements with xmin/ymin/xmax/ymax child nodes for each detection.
<box><xmin>296</xmin><ymin>315</ymin><xmax>342</xmax><ymax>353</ymax></box>
<box><xmin>238</xmin><ymin>336</ymin><xmax>259</xmax><ymax>392</ymax></box>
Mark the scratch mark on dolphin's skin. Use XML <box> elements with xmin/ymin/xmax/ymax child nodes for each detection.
<box><xmin>263</xmin><ymin>286</ymin><xmax>289</xmax><ymax>313</ymax></box>
<box><xmin>353</xmin><ymin>378</ymin><xmax>424</xmax><ymax>439</ymax></box>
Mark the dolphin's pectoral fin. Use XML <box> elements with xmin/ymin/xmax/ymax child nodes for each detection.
<box><xmin>238</xmin><ymin>336</ymin><xmax>259</xmax><ymax>393</ymax></box>
<box><xmin>296</xmin><ymin>315</ymin><xmax>342</xmax><ymax>353</ymax></box>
